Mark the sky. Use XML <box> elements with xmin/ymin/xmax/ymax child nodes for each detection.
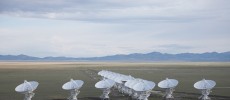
<box><xmin>0</xmin><ymin>0</ymin><xmax>230</xmax><ymax>57</ymax></box>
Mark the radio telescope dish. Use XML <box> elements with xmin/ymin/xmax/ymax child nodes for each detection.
<box><xmin>158</xmin><ymin>78</ymin><xmax>178</xmax><ymax>99</ymax></box>
<box><xmin>106</xmin><ymin>73</ymin><xmax>120</xmax><ymax>80</ymax></box>
<box><xmin>15</xmin><ymin>80</ymin><xmax>39</xmax><ymax>93</ymax></box>
<box><xmin>15</xmin><ymin>80</ymin><xmax>39</xmax><ymax>100</ymax></box>
<box><xmin>98</xmin><ymin>70</ymin><xmax>110</xmax><ymax>77</ymax></box>
<box><xmin>158</xmin><ymin>78</ymin><xmax>178</xmax><ymax>88</ymax></box>
<box><xmin>125</xmin><ymin>80</ymin><xmax>135</xmax><ymax>88</ymax></box>
<box><xmin>62</xmin><ymin>79</ymin><xmax>84</xmax><ymax>100</ymax></box>
<box><xmin>125</xmin><ymin>79</ymin><xmax>139</xmax><ymax>88</ymax></box>
<box><xmin>194</xmin><ymin>79</ymin><xmax>216</xmax><ymax>100</ymax></box>
<box><xmin>95</xmin><ymin>79</ymin><xmax>115</xmax><ymax>89</ymax></box>
<box><xmin>132</xmin><ymin>80</ymin><xmax>155</xmax><ymax>92</ymax></box>
<box><xmin>126</xmin><ymin>79</ymin><xmax>155</xmax><ymax>100</ymax></box>
<box><xmin>194</xmin><ymin>79</ymin><xmax>216</xmax><ymax>89</ymax></box>
<box><xmin>98</xmin><ymin>70</ymin><xmax>105</xmax><ymax>76</ymax></box>
<box><xmin>124</xmin><ymin>79</ymin><xmax>140</xmax><ymax>96</ymax></box>
<box><xmin>62</xmin><ymin>79</ymin><xmax>84</xmax><ymax>90</ymax></box>
<box><xmin>95</xmin><ymin>79</ymin><xmax>115</xmax><ymax>100</ymax></box>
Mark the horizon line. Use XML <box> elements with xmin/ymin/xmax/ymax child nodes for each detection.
<box><xmin>1</xmin><ymin>51</ymin><xmax>230</xmax><ymax>58</ymax></box>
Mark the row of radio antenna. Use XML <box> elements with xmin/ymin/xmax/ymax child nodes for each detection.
<box><xmin>15</xmin><ymin>70</ymin><xmax>216</xmax><ymax>100</ymax></box>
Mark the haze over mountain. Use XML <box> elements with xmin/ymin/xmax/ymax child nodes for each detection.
<box><xmin>0</xmin><ymin>52</ymin><xmax>230</xmax><ymax>62</ymax></box>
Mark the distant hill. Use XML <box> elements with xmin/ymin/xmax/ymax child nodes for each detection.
<box><xmin>0</xmin><ymin>52</ymin><xmax>230</xmax><ymax>62</ymax></box>
<box><xmin>0</xmin><ymin>54</ymin><xmax>39</xmax><ymax>60</ymax></box>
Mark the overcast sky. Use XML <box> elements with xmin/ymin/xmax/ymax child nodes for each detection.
<box><xmin>0</xmin><ymin>0</ymin><xmax>230</xmax><ymax>57</ymax></box>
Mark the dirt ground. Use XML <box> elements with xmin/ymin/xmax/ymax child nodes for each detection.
<box><xmin>0</xmin><ymin>62</ymin><xmax>229</xmax><ymax>100</ymax></box>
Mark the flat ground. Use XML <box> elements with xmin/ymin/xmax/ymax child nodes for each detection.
<box><xmin>0</xmin><ymin>62</ymin><xmax>230</xmax><ymax>100</ymax></box>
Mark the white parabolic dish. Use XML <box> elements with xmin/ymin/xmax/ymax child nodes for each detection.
<box><xmin>107</xmin><ymin>74</ymin><xmax>119</xmax><ymax>80</ymax></box>
<box><xmin>98</xmin><ymin>70</ymin><xmax>108</xmax><ymax>76</ymax></box>
<box><xmin>62</xmin><ymin>79</ymin><xmax>84</xmax><ymax>90</ymax></box>
<box><xmin>194</xmin><ymin>79</ymin><xmax>216</xmax><ymax>89</ymax></box>
<box><xmin>158</xmin><ymin>78</ymin><xmax>179</xmax><ymax>88</ymax></box>
<box><xmin>15</xmin><ymin>80</ymin><xmax>39</xmax><ymax>93</ymax></box>
<box><xmin>132</xmin><ymin>80</ymin><xmax>155</xmax><ymax>91</ymax></box>
<box><xmin>95</xmin><ymin>79</ymin><xmax>115</xmax><ymax>89</ymax></box>
<box><xmin>125</xmin><ymin>79</ymin><xmax>139</xmax><ymax>88</ymax></box>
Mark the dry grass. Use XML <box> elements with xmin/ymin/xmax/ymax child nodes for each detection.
<box><xmin>1</xmin><ymin>61</ymin><xmax>230</xmax><ymax>69</ymax></box>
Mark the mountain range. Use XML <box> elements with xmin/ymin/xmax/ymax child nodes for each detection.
<box><xmin>0</xmin><ymin>52</ymin><xmax>230</xmax><ymax>62</ymax></box>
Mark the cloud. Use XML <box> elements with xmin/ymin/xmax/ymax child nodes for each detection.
<box><xmin>1</xmin><ymin>0</ymin><xmax>229</xmax><ymax>22</ymax></box>
<box><xmin>0</xmin><ymin>0</ymin><xmax>229</xmax><ymax>57</ymax></box>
